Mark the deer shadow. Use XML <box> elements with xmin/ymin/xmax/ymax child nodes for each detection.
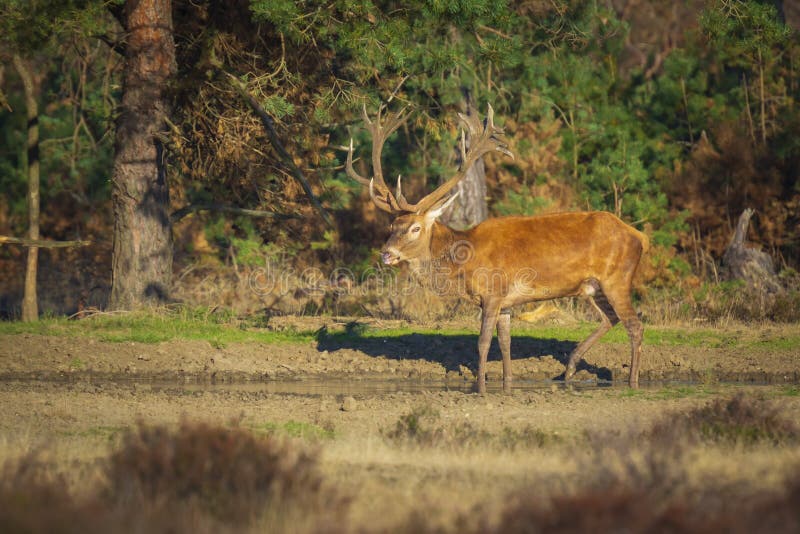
<box><xmin>315</xmin><ymin>323</ymin><xmax>612</xmax><ymax>381</ymax></box>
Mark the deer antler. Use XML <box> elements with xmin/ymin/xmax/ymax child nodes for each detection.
<box><xmin>406</xmin><ymin>104</ymin><xmax>513</xmax><ymax>214</ymax></box>
<box><xmin>347</xmin><ymin>103</ymin><xmax>513</xmax><ymax>214</ymax></box>
<box><xmin>345</xmin><ymin>104</ymin><xmax>409</xmax><ymax>213</ymax></box>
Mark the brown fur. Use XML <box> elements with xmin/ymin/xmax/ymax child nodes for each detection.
<box><xmin>349</xmin><ymin>105</ymin><xmax>648</xmax><ymax>392</ymax></box>
<box><xmin>383</xmin><ymin>211</ymin><xmax>648</xmax><ymax>392</ymax></box>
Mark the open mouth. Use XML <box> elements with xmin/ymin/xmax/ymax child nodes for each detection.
<box><xmin>381</xmin><ymin>251</ymin><xmax>400</xmax><ymax>265</ymax></box>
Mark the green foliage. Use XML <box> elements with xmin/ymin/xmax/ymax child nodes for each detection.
<box><xmin>701</xmin><ymin>0</ymin><xmax>791</xmax><ymax>64</ymax></box>
<box><xmin>0</xmin><ymin>310</ymin><xmax>319</xmax><ymax>345</ymax></box>
<box><xmin>0</xmin><ymin>0</ymin><xmax>117</xmax><ymax>236</ymax></box>
<box><xmin>494</xmin><ymin>190</ymin><xmax>551</xmax><ymax>216</ymax></box>
<box><xmin>2</xmin><ymin>0</ymin><xmax>800</xmax><ymax>316</ymax></box>
<box><xmin>0</xmin><ymin>0</ymin><xmax>112</xmax><ymax>53</ymax></box>
<box><xmin>231</xmin><ymin>236</ymin><xmax>276</xmax><ymax>267</ymax></box>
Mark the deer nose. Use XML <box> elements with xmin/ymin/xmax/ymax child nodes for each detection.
<box><xmin>380</xmin><ymin>246</ymin><xmax>400</xmax><ymax>265</ymax></box>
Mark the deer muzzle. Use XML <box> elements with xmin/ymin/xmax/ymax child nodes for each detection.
<box><xmin>381</xmin><ymin>248</ymin><xmax>401</xmax><ymax>265</ymax></box>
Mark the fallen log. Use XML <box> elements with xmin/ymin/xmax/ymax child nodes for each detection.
<box><xmin>0</xmin><ymin>236</ymin><xmax>91</xmax><ymax>248</ymax></box>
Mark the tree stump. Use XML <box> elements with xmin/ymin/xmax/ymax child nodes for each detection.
<box><xmin>721</xmin><ymin>209</ymin><xmax>783</xmax><ymax>294</ymax></box>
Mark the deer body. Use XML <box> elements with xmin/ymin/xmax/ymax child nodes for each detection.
<box><xmin>347</xmin><ymin>103</ymin><xmax>647</xmax><ymax>392</ymax></box>
<box><xmin>424</xmin><ymin>212</ymin><xmax>646</xmax><ymax>302</ymax></box>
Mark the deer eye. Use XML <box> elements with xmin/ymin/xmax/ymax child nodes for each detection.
<box><xmin>410</xmin><ymin>225</ymin><xmax>421</xmax><ymax>234</ymax></box>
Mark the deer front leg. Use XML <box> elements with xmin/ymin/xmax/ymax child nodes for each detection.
<box><xmin>497</xmin><ymin>310</ymin><xmax>512</xmax><ymax>393</ymax></box>
<box><xmin>476</xmin><ymin>304</ymin><xmax>501</xmax><ymax>394</ymax></box>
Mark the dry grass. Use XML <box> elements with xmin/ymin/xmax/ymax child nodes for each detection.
<box><xmin>108</xmin><ymin>421</ymin><xmax>347</xmax><ymax>526</ymax></box>
<box><xmin>0</xmin><ymin>422</ymin><xmax>349</xmax><ymax>534</ymax></box>
<box><xmin>1</xmin><ymin>390</ymin><xmax>800</xmax><ymax>533</ymax></box>
<box><xmin>647</xmin><ymin>393</ymin><xmax>800</xmax><ymax>446</ymax></box>
<box><xmin>0</xmin><ymin>454</ymin><xmax>106</xmax><ymax>534</ymax></box>
<box><xmin>478</xmin><ymin>452</ymin><xmax>800</xmax><ymax>534</ymax></box>
<box><xmin>383</xmin><ymin>404</ymin><xmax>563</xmax><ymax>450</ymax></box>
<box><xmin>386</xmin><ymin>392</ymin><xmax>800</xmax><ymax>533</ymax></box>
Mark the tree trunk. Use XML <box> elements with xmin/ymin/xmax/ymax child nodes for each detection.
<box><xmin>440</xmin><ymin>94</ymin><xmax>489</xmax><ymax>230</ymax></box>
<box><xmin>109</xmin><ymin>0</ymin><xmax>176</xmax><ymax>309</ymax></box>
<box><xmin>722</xmin><ymin>208</ymin><xmax>783</xmax><ymax>294</ymax></box>
<box><xmin>13</xmin><ymin>55</ymin><xmax>40</xmax><ymax>322</ymax></box>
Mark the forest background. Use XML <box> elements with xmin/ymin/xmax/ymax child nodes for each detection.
<box><xmin>0</xmin><ymin>0</ymin><xmax>798</xmax><ymax>323</ymax></box>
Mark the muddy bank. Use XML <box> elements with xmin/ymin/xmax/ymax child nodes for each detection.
<box><xmin>0</xmin><ymin>319</ymin><xmax>798</xmax><ymax>385</ymax></box>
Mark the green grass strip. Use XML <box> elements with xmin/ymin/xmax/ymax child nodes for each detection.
<box><xmin>1</xmin><ymin>312</ymin><xmax>798</xmax><ymax>351</ymax></box>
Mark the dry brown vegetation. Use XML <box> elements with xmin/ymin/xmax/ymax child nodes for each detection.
<box><xmin>1</xmin><ymin>391</ymin><xmax>799</xmax><ymax>533</ymax></box>
<box><xmin>1</xmin><ymin>422</ymin><xmax>348</xmax><ymax>534</ymax></box>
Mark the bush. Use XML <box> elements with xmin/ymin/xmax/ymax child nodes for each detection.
<box><xmin>384</xmin><ymin>406</ymin><xmax>560</xmax><ymax>450</ymax></box>
<box><xmin>107</xmin><ymin>420</ymin><xmax>347</xmax><ymax>527</ymax></box>
<box><xmin>0</xmin><ymin>454</ymin><xmax>104</xmax><ymax>534</ymax></box>
<box><xmin>647</xmin><ymin>393</ymin><xmax>800</xmax><ymax>446</ymax></box>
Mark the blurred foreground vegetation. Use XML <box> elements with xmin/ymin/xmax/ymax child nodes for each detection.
<box><xmin>1</xmin><ymin>391</ymin><xmax>799</xmax><ymax>532</ymax></box>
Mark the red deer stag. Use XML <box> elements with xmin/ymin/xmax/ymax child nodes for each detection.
<box><xmin>346</xmin><ymin>103</ymin><xmax>649</xmax><ymax>393</ymax></box>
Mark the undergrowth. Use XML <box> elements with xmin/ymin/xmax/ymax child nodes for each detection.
<box><xmin>2</xmin><ymin>395</ymin><xmax>799</xmax><ymax>533</ymax></box>
<box><xmin>0</xmin><ymin>421</ymin><xmax>348</xmax><ymax>534</ymax></box>
<box><xmin>383</xmin><ymin>405</ymin><xmax>562</xmax><ymax>450</ymax></box>
<box><xmin>647</xmin><ymin>393</ymin><xmax>800</xmax><ymax>446</ymax></box>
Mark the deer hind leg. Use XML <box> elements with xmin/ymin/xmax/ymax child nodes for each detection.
<box><xmin>565</xmin><ymin>280</ymin><xmax>619</xmax><ymax>381</ymax></box>
<box><xmin>600</xmin><ymin>283</ymin><xmax>643</xmax><ymax>388</ymax></box>
<box><xmin>476</xmin><ymin>303</ymin><xmax>501</xmax><ymax>394</ymax></box>
<box><xmin>496</xmin><ymin>310</ymin><xmax>512</xmax><ymax>393</ymax></box>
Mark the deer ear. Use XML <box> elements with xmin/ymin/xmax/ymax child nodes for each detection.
<box><xmin>424</xmin><ymin>192</ymin><xmax>459</xmax><ymax>222</ymax></box>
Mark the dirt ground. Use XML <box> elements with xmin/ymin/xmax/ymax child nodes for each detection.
<box><xmin>1</xmin><ymin>318</ymin><xmax>799</xmax><ymax>531</ymax></box>
<box><xmin>1</xmin><ymin>316</ymin><xmax>798</xmax><ymax>384</ymax></box>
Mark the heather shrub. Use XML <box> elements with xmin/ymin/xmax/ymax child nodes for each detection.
<box><xmin>0</xmin><ymin>454</ymin><xmax>104</xmax><ymax>534</ymax></box>
<box><xmin>647</xmin><ymin>393</ymin><xmax>800</xmax><ymax>446</ymax></box>
<box><xmin>106</xmin><ymin>420</ymin><xmax>348</xmax><ymax>530</ymax></box>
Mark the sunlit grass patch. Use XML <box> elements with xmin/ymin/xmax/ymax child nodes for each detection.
<box><xmin>616</xmin><ymin>384</ymin><xmax>718</xmax><ymax>400</ymax></box>
<box><xmin>59</xmin><ymin>425</ymin><xmax>127</xmax><ymax>442</ymax></box>
<box><xmin>0</xmin><ymin>309</ymin><xmax>318</xmax><ymax>345</ymax></box>
<box><xmin>250</xmin><ymin>420</ymin><xmax>335</xmax><ymax>441</ymax></box>
<box><xmin>617</xmin><ymin>387</ymin><xmax>648</xmax><ymax>399</ymax></box>
<box><xmin>324</xmin><ymin>320</ymin><xmax>798</xmax><ymax>352</ymax></box>
<box><xmin>2</xmin><ymin>311</ymin><xmax>798</xmax><ymax>353</ymax></box>
<box><xmin>653</xmin><ymin>385</ymin><xmax>718</xmax><ymax>399</ymax></box>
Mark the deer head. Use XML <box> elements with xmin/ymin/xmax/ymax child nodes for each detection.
<box><xmin>346</xmin><ymin>103</ymin><xmax>513</xmax><ymax>265</ymax></box>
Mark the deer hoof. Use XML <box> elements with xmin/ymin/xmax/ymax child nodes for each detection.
<box><xmin>564</xmin><ymin>364</ymin><xmax>577</xmax><ymax>381</ymax></box>
<box><xmin>472</xmin><ymin>380</ymin><xmax>487</xmax><ymax>395</ymax></box>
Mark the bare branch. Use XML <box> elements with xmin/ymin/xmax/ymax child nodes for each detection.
<box><xmin>170</xmin><ymin>203</ymin><xmax>299</xmax><ymax>223</ymax></box>
<box><xmin>0</xmin><ymin>236</ymin><xmax>90</xmax><ymax>248</ymax></box>
<box><xmin>224</xmin><ymin>71</ymin><xmax>333</xmax><ymax>226</ymax></box>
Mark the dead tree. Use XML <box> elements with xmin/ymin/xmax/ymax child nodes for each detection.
<box><xmin>12</xmin><ymin>55</ymin><xmax>40</xmax><ymax>321</ymax></box>
<box><xmin>722</xmin><ymin>208</ymin><xmax>783</xmax><ymax>294</ymax></box>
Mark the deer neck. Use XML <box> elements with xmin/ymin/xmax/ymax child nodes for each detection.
<box><xmin>407</xmin><ymin>222</ymin><xmax>464</xmax><ymax>283</ymax></box>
